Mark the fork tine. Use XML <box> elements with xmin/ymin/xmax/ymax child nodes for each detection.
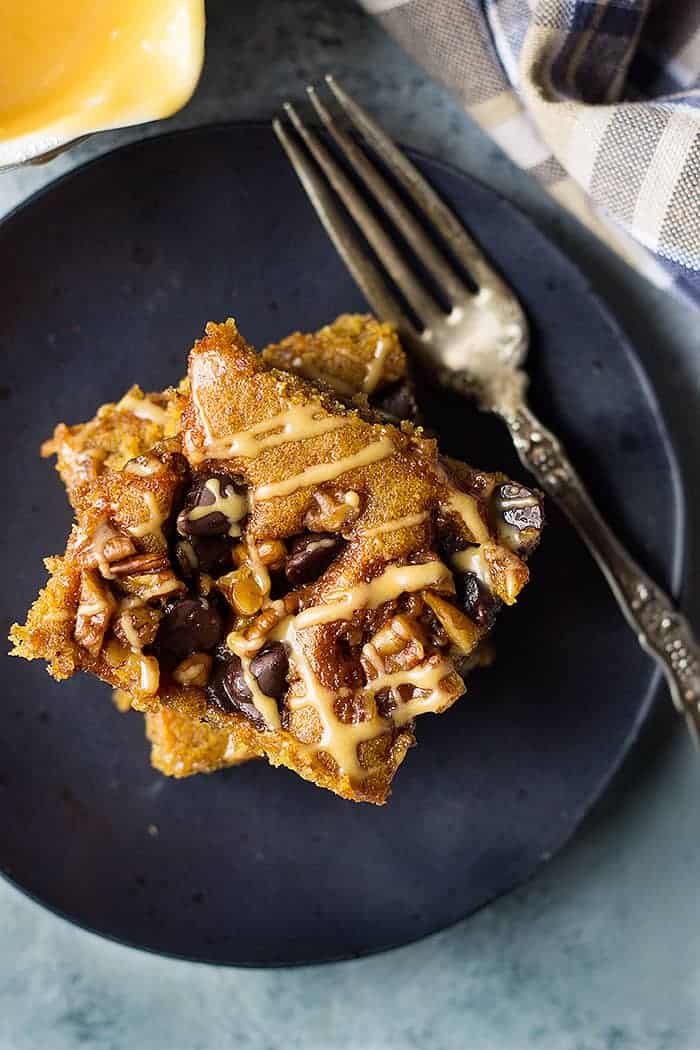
<box><xmin>325</xmin><ymin>75</ymin><xmax>502</xmax><ymax>293</ymax></box>
<box><xmin>272</xmin><ymin>118</ymin><xmax>417</xmax><ymax>341</ymax></box>
<box><xmin>282</xmin><ymin>102</ymin><xmax>442</xmax><ymax>331</ymax></box>
<box><xmin>306</xmin><ymin>85</ymin><xmax>469</xmax><ymax>308</ymax></box>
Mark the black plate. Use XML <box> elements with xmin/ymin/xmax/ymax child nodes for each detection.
<box><xmin>0</xmin><ymin>124</ymin><xmax>684</xmax><ymax>966</ymax></box>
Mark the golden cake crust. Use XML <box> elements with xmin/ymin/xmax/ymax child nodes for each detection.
<box><xmin>146</xmin><ymin>707</ymin><xmax>258</xmax><ymax>777</ymax></box>
<box><xmin>42</xmin><ymin>384</ymin><xmax>187</xmax><ymax>503</ymax></box>
<box><xmin>261</xmin><ymin>313</ymin><xmax>405</xmax><ymax>399</ymax></box>
<box><xmin>12</xmin><ymin>316</ymin><xmax>543</xmax><ymax>804</ymax></box>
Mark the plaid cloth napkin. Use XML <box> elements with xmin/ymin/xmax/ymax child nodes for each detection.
<box><xmin>360</xmin><ymin>0</ymin><xmax>700</xmax><ymax>306</ymax></box>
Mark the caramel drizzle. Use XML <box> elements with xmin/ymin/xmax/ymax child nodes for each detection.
<box><xmin>493</xmin><ymin>490</ymin><xmax>541</xmax><ymax>551</ymax></box>
<box><xmin>274</xmin><ymin>612</ymin><xmax>460</xmax><ymax>779</ymax></box>
<box><xmin>194</xmin><ymin>401</ymin><xmax>353</xmax><ymax>462</ymax></box>
<box><xmin>446</xmin><ymin>489</ymin><xmax>490</xmax><ymax>545</ymax></box>
<box><xmin>264</xmin><ymin>560</ymin><xmax>457</xmax><ymax>781</ymax></box>
<box><xmin>117</xmin><ymin>597</ymin><xmax>143</xmax><ymax>652</ymax></box>
<box><xmin>124</xmin><ymin>457</ymin><xmax>164</xmax><ymax>478</ymax></box>
<box><xmin>187</xmin><ymin>478</ymin><xmax>248</xmax><ymax>538</ymax></box>
<box><xmin>120</xmin><ymin>614</ymin><xmax>142</xmax><ymax>651</ymax></box>
<box><xmin>451</xmin><ymin>547</ymin><xmax>492</xmax><ymax>587</ymax></box>
<box><xmin>366</xmin><ymin>657</ymin><xmax>460</xmax><ymax>726</ymax></box>
<box><xmin>128</xmin><ymin>491</ymin><xmax>167</xmax><ymax>548</ymax></box>
<box><xmin>240</xmin><ymin>655</ymin><xmax>282</xmax><ymax>731</ymax></box>
<box><xmin>117</xmin><ymin>392</ymin><xmax>170</xmax><ymax>427</ymax></box>
<box><xmin>255</xmin><ymin>437</ymin><xmax>395</xmax><ymax>501</ymax></box>
<box><xmin>272</xmin><ymin>615</ymin><xmax>382</xmax><ymax>780</ymax></box>
<box><xmin>359</xmin><ymin>511</ymin><xmax>429</xmax><ymax>538</ymax></box>
<box><xmin>245</xmin><ymin>536</ymin><xmax>271</xmax><ymax>596</ymax></box>
<box><xmin>89</xmin><ymin>521</ymin><xmax>119</xmax><ymax>579</ymax></box>
<box><xmin>295</xmin><ymin>560</ymin><xmax>451</xmax><ymax>630</ymax></box>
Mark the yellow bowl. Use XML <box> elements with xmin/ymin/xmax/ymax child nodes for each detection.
<box><xmin>0</xmin><ymin>0</ymin><xmax>205</xmax><ymax>169</ymax></box>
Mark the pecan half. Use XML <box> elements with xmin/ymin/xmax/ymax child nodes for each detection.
<box><xmin>81</xmin><ymin>521</ymin><xmax>136</xmax><ymax>575</ymax></box>
<box><xmin>110</xmin><ymin>552</ymin><xmax>171</xmax><ymax>577</ymax></box>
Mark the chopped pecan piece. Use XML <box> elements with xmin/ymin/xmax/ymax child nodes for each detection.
<box><xmin>233</xmin><ymin>538</ymin><xmax>287</xmax><ymax>571</ymax></box>
<box><xmin>481</xmin><ymin>544</ymin><xmax>530</xmax><ymax>605</ymax></box>
<box><xmin>113</xmin><ymin>602</ymin><xmax>162</xmax><ymax>651</ymax></box>
<box><xmin>304</xmin><ymin>487</ymin><xmax>362</xmax><ymax>533</ymax></box>
<box><xmin>216</xmin><ymin>565</ymin><xmax>266</xmax><ymax>617</ymax></box>
<box><xmin>74</xmin><ymin>570</ymin><xmax>116</xmax><ymax>655</ymax></box>
<box><xmin>423</xmin><ymin>591</ymin><xmax>483</xmax><ymax>656</ymax></box>
<box><xmin>117</xmin><ymin>569</ymin><xmax>186</xmax><ymax>603</ymax></box>
<box><xmin>173</xmin><ymin>651</ymin><xmax>213</xmax><ymax>687</ymax></box>
<box><xmin>363</xmin><ymin>615</ymin><xmax>427</xmax><ymax>678</ymax></box>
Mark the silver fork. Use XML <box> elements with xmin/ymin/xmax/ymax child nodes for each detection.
<box><xmin>273</xmin><ymin>75</ymin><xmax>700</xmax><ymax>745</ymax></box>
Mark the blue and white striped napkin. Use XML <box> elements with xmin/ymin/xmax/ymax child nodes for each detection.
<box><xmin>361</xmin><ymin>0</ymin><xmax>700</xmax><ymax>306</ymax></box>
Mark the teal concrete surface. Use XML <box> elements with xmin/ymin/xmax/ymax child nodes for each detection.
<box><xmin>1</xmin><ymin>3</ymin><xmax>698</xmax><ymax>1048</ymax></box>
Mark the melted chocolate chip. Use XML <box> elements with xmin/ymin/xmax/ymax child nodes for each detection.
<box><xmin>455</xmin><ymin>571</ymin><xmax>498</xmax><ymax>629</ymax></box>
<box><xmin>375</xmin><ymin>689</ymin><xmax>397</xmax><ymax>718</ymax></box>
<box><xmin>250</xmin><ymin>642</ymin><xmax>289</xmax><ymax>700</ymax></box>
<box><xmin>156</xmin><ymin>597</ymin><xmax>225</xmax><ymax>662</ymax></box>
<box><xmin>174</xmin><ymin>539</ymin><xmax>198</xmax><ymax>578</ymax></box>
<box><xmin>268</xmin><ymin>569</ymin><xmax>290</xmax><ymax>601</ymax></box>
<box><xmin>175</xmin><ymin>536</ymin><xmax>232</xmax><ymax>578</ymax></box>
<box><xmin>495</xmin><ymin>483</ymin><xmax>543</xmax><ymax>533</ymax></box>
<box><xmin>206</xmin><ymin>644</ymin><xmax>289</xmax><ymax>729</ymax></box>
<box><xmin>206</xmin><ymin>658</ymin><xmax>264</xmax><ymax>729</ymax></box>
<box><xmin>285</xmin><ymin>532</ymin><xmax>345</xmax><ymax>587</ymax></box>
<box><xmin>177</xmin><ymin>472</ymin><xmax>247</xmax><ymax>537</ymax></box>
<box><xmin>371</xmin><ymin>379</ymin><xmax>419</xmax><ymax>423</ymax></box>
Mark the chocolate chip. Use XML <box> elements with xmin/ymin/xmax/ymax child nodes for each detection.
<box><xmin>285</xmin><ymin>532</ymin><xmax>345</xmax><ymax>587</ymax></box>
<box><xmin>250</xmin><ymin>642</ymin><xmax>289</xmax><ymax>699</ymax></box>
<box><xmin>196</xmin><ymin>537</ymin><xmax>234</xmax><ymax>576</ymax></box>
<box><xmin>206</xmin><ymin>657</ymin><xmax>265</xmax><ymax>730</ymax></box>
<box><xmin>455</xmin><ymin>571</ymin><xmax>498</xmax><ymax>629</ymax></box>
<box><xmin>371</xmin><ymin>379</ymin><xmax>419</xmax><ymax>423</ymax></box>
<box><xmin>156</xmin><ymin>597</ymin><xmax>225</xmax><ymax>662</ymax></box>
<box><xmin>177</xmin><ymin>473</ymin><xmax>247</xmax><ymax>537</ymax></box>
<box><xmin>175</xmin><ymin>536</ymin><xmax>232</xmax><ymax>578</ymax></box>
<box><xmin>375</xmin><ymin>689</ymin><xmax>396</xmax><ymax>718</ymax></box>
<box><xmin>494</xmin><ymin>484</ymin><xmax>543</xmax><ymax>533</ymax></box>
<box><xmin>174</xmin><ymin>540</ymin><xmax>198</xmax><ymax>578</ymax></box>
<box><xmin>268</xmin><ymin>569</ymin><xmax>290</xmax><ymax>601</ymax></box>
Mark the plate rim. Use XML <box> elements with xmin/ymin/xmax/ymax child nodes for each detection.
<box><xmin>0</xmin><ymin>120</ymin><xmax>687</xmax><ymax>968</ymax></box>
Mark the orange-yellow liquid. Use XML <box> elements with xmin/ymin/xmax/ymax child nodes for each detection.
<box><xmin>0</xmin><ymin>0</ymin><xmax>205</xmax><ymax>160</ymax></box>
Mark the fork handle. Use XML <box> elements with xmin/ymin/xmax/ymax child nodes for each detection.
<box><xmin>503</xmin><ymin>400</ymin><xmax>700</xmax><ymax>742</ymax></box>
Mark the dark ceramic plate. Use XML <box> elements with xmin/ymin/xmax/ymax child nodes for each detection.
<box><xmin>0</xmin><ymin>124</ymin><xmax>684</xmax><ymax>966</ymax></box>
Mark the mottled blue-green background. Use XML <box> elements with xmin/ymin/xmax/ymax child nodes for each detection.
<box><xmin>2</xmin><ymin>3</ymin><xmax>699</xmax><ymax>1048</ymax></box>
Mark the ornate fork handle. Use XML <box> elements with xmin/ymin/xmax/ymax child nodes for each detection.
<box><xmin>503</xmin><ymin>400</ymin><xmax>700</xmax><ymax>740</ymax></box>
